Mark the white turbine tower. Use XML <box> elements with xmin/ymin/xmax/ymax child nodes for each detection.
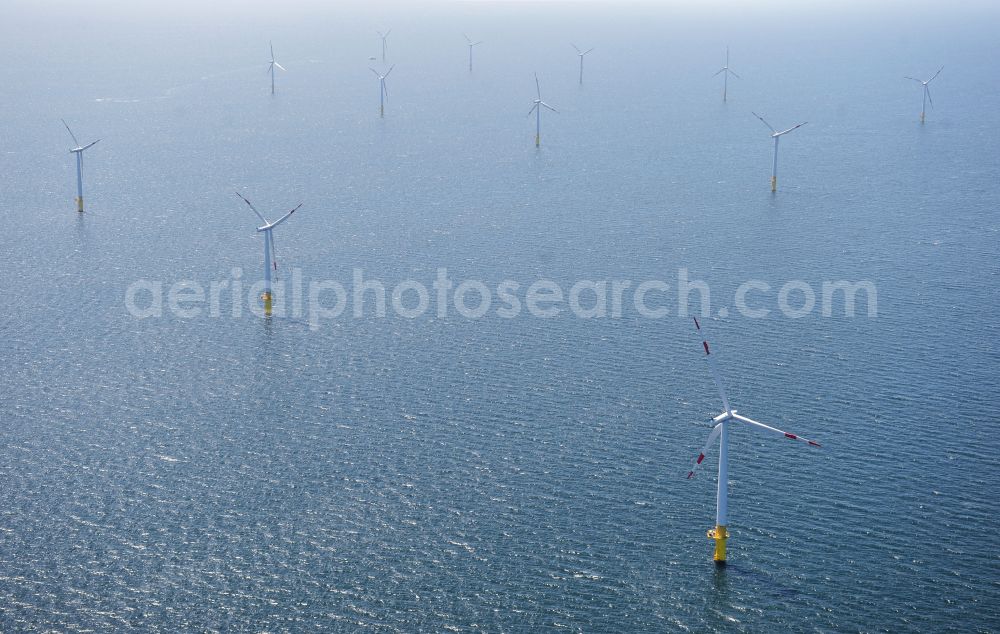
<box><xmin>377</xmin><ymin>30</ymin><xmax>391</xmax><ymax>63</ymax></box>
<box><xmin>686</xmin><ymin>317</ymin><xmax>821</xmax><ymax>564</ymax></box>
<box><xmin>571</xmin><ymin>44</ymin><xmax>594</xmax><ymax>84</ymax></box>
<box><xmin>464</xmin><ymin>34</ymin><xmax>483</xmax><ymax>72</ymax></box>
<box><xmin>712</xmin><ymin>46</ymin><xmax>740</xmax><ymax>102</ymax></box>
<box><xmin>61</xmin><ymin>119</ymin><xmax>100</xmax><ymax>213</ymax></box>
<box><xmin>369</xmin><ymin>65</ymin><xmax>394</xmax><ymax>117</ymax></box>
<box><xmin>905</xmin><ymin>66</ymin><xmax>943</xmax><ymax>123</ymax></box>
<box><xmin>752</xmin><ymin>112</ymin><xmax>807</xmax><ymax>192</ymax></box>
<box><xmin>267</xmin><ymin>41</ymin><xmax>286</xmax><ymax>95</ymax></box>
<box><xmin>236</xmin><ymin>193</ymin><xmax>302</xmax><ymax>317</ymax></box>
<box><xmin>527</xmin><ymin>73</ymin><xmax>558</xmax><ymax>148</ymax></box>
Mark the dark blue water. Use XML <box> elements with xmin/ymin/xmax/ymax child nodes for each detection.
<box><xmin>2</xmin><ymin>2</ymin><xmax>999</xmax><ymax>631</ymax></box>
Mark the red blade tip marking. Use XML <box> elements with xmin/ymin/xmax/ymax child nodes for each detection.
<box><xmin>687</xmin><ymin>471</ymin><xmax>694</xmax><ymax>479</ymax></box>
<box><xmin>703</xmin><ymin>342</ymin><xmax>710</xmax><ymax>355</ymax></box>
<box><xmin>696</xmin><ymin>454</ymin><xmax>705</xmax><ymax>464</ymax></box>
<box><xmin>785</xmin><ymin>433</ymin><xmax>798</xmax><ymax>440</ymax></box>
<box><xmin>693</xmin><ymin>317</ymin><xmax>701</xmax><ymax>329</ymax></box>
<box><xmin>808</xmin><ymin>440</ymin><xmax>821</xmax><ymax>447</ymax></box>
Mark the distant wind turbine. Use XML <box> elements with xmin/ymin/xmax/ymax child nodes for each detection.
<box><xmin>267</xmin><ymin>42</ymin><xmax>286</xmax><ymax>95</ymax></box>
<box><xmin>712</xmin><ymin>47</ymin><xmax>740</xmax><ymax>102</ymax></box>
<box><xmin>236</xmin><ymin>193</ymin><xmax>302</xmax><ymax>317</ymax></box>
<box><xmin>370</xmin><ymin>65</ymin><xmax>394</xmax><ymax>117</ymax></box>
<box><xmin>528</xmin><ymin>73</ymin><xmax>558</xmax><ymax>148</ymax></box>
<box><xmin>571</xmin><ymin>44</ymin><xmax>594</xmax><ymax>84</ymax></box>
<box><xmin>377</xmin><ymin>30</ymin><xmax>391</xmax><ymax>63</ymax></box>
<box><xmin>61</xmin><ymin>119</ymin><xmax>100</xmax><ymax>213</ymax></box>
<box><xmin>464</xmin><ymin>34</ymin><xmax>483</xmax><ymax>72</ymax></box>
<box><xmin>686</xmin><ymin>316</ymin><xmax>821</xmax><ymax>564</ymax></box>
<box><xmin>752</xmin><ymin>112</ymin><xmax>807</xmax><ymax>192</ymax></box>
<box><xmin>905</xmin><ymin>66</ymin><xmax>943</xmax><ymax>123</ymax></box>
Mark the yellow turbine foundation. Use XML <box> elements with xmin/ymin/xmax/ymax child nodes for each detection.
<box><xmin>262</xmin><ymin>291</ymin><xmax>273</xmax><ymax>316</ymax></box>
<box><xmin>707</xmin><ymin>525</ymin><xmax>728</xmax><ymax>563</ymax></box>
<box><xmin>76</xmin><ymin>196</ymin><xmax>84</xmax><ymax>212</ymax></box>
<box><xmin>535</xmin><ymin>134</ymin><xmax>540</xmax><ymax>147</ymax></box>
<box><xmin>770</xmin><ymin>176</ymin><xmax>777</xmax><ymax>192</ymax></box>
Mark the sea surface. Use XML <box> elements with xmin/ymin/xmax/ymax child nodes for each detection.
<box><xmin>2</xmin><ymin>1</ymin><xmax>999</xmax><ymax>631</ymax></box>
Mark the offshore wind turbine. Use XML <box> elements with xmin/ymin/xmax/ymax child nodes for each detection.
<box><xmin>464</xmin><ymin>34</ymin><xmax>482</xmax><ymax>72</ymax></box>
<box><xmin>571</xmin><ymin>44</ymin><xmax>594</xmax><ymax>84</ymax></box>
<box><xmin>61</xmin><ymin>119</ymin><xmax>100</xmax><ymax>213</ymax></box>
<box><xmin>377</xmin><ymin>30</ymin><xmax>391</xmax><ymax>63</ymax></box>
<box><xmin>369</xmin><ymin>65</ymin><xmax>394</xmax><ymax>117</ymax></box>
<box><xmin>905</xmin><ymin>66</ymin><xmax>943</xmax><ymax>123</ymax></box>
<box><xmin>236</xmin><ymin>193</ymin><xmax>301</xmax><ymax>317</ymax></box>
<box><xmin>527</xmin><ymin>73</ymin><xmax>558</xmax><ymax>147</ymax></box>
<box><xmin>712</xmin><ymin>46</ymin><xmax>740</xmax><ymax>102</ymax></box>
<box><xmin>686</xmin><ymin>316</ymin><xmax>821</xmax><ymax>565</ymax></box>
<box><xmin>752</xmin><ymin>112</ymin><xmax>807</xmax><ymax>192</ymax></box>
<box><xmin>267</xmin><ymin>41</ymin><xmax>286</xmax><ymax>95</ymax></box>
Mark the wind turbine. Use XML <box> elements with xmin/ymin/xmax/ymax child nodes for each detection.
<box><xmin>369</xmin><ymin>65</ymin><xmax>394</xmax><ymax>117</ymax></box>
<box><xmin>752</xmin><ymin>112</ymin><xmax>807</xmax><ymax>192</ymax></box>
<box><xmin>377</xmin><ymin>30</ymin><xmax>391</xmax><ymax>63</ymax></box>
<box><xmin>905</xmin><ymin>66</ymin><xmax>943</xmax><ymax>123</ymax></box>
<box><xmin>571</xmin><ymin>44</ymin><xmax>594</xmax><ymax>84</ymax></box>
<box><xmin>464</xmin><ymin>34</ymin><xmax>482</xmax><ymax>72</ymax></box>
<box><xmin>686</xmin><ymin>316</ymin><xmax>821</xmax><ymax>564</ymax></box>
<box><xmin>712</xmin><ymin>46</ymin><xmax>740</xmax><ymax>102</ymax></box>
<box><xmin>61</xmin><ymin>119</ymin><xmax>100</xmax><ymax>213</ymax></box>
<box><xmin>236</xmin><ymin>193</ymin><xmax>301</xmax><ymax>317</ymax></box>
<box><xmin>527</xmin><ymin>73</ymin><xmax>558</xmax><ymax>148</ymax></box>
<box><xmin>267</xmin><ymin>41</ymin><xmax>286</xmax><ymax>95</ymax></box>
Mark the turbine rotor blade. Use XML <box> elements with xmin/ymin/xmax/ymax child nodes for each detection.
<box><xmin>535</xmin><ymin>73</ymin><xmax>541</xmax><ymax>99</ymax></box>
<box><xmin>776</xmin><ymin>122</ymin><xmax>807</xmax><ymax>136</ymax></box>
<box><xmin>712</xmin><ymin>68</ymin><xmax>726</xmax><ymax>77</ymax></box>
<box><xmin>541</xmin><ymin>101</ymin><xmax>558</xmax><ymax>113</ymax></box>
<box><xmin>80</xmin><ymin>140</ymin><xmax>100</xmax><ymax>151</ymax></box>
<box><xmin>693</xmin><ymin>316</ymin><xmax>732</xmax><ymax>415</ymax></box>
<box><xmin>687</xmin><ymin>422</ymin><xmax>723</xmax><ymax>479</ymax></box>
<box><xmin>927</xmin><ymin>65</ymin><xmax>943</xmax><ymax>83</ymax></box>
<box><xmin>731</xmin><ymin>413</ymin><xmax>821</xmax><ymax>448</ymax></box>
<box><xmin>270</xmin><ymin>231</ymin><xmax>278</xmax><ymax>271</ymax></box>
<box><xmin>527</xmin><ymin>103</ymin><xmax>539</xmax><ymax>116</ymax></box>
<box><xmin>752</xmin><ymin>111</ymin><xmax>776</xmax><ymax>133</ymax></box>
<box><xmin>384</xmin><ymin>64</ymin><xmax>395</xmax><ymax>78</ymax></box>
<box><xmin>370</xmin><ymin>67</ymin><xmax>381</xmax><ymax>77</ymax></box>
<box><xmin>61</xmin><ymin>119</ymin><xmax>80</xmax><ymax>147</ymax></box>
<box><xmin>236</xmin><ymin>192</ymin><xmax>270</xmax><ymax>225</ymax></box>
<box><xmin>584</xmin><ymin>48</ymin><xmax>594</xmax><ymax>55</ymax></box>
<box><xmin>728</xmin><ymin>69</ymin><xmax>740</xmax><ymax>79</ymax></box>
<box><xmin>269</xmin><ymin>203</ymin><xmax>302</xmax><ymax>229</ymax></box>
<box><xmin>571</xmin><ymin>43</ymin><xmax>581</xmax><ymax>53</ymax></box>
<box><xmin>904</xmin><ymin>76</ymin><xmax>923</xmax><ymax>83</ymax></box>
<box><xmin>274</xmin><ymin>62</ymin><xmax>286</xmax><ymax>72</ymax></box>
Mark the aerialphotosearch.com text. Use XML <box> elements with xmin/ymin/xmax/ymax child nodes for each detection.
<box><xmin>124</xmin><ymin>267</ymin><xmax>877</xmax><ymax>329</ymax></box>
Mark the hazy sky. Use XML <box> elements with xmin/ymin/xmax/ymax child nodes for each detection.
<box><xmin>7</xmin><ymin>0</ymin><xmax>999</xmax><ymax>19</ymax></box>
